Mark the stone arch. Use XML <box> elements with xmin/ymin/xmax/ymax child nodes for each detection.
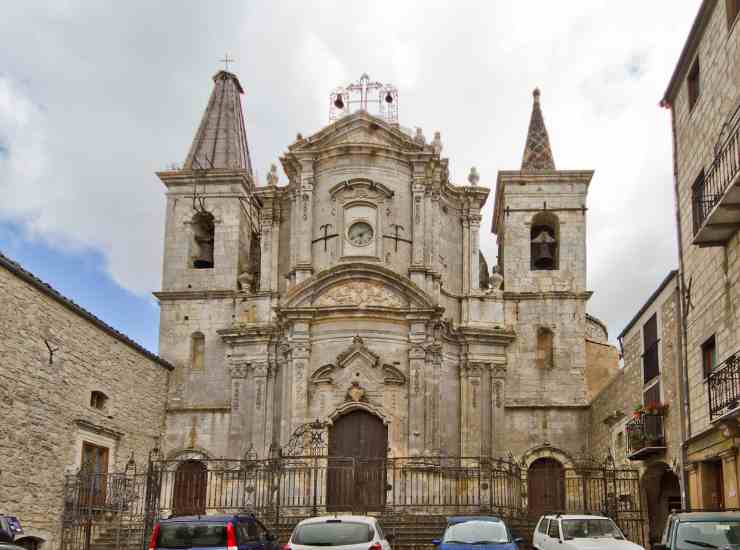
<box><xmin>165</xmin><ymin>447</ymin><xmax>211</xmax><ymax>465</ymax></box>
<box><xmin>521</xmin><ymin>445</ymin><xmax>575</xmax><ymax>470</ymax></box>
<box><xmin>530</xmin><ymin>211</ymin><xmax>559</xmax><ymax>270</ymax></box>
<box><xmin>327</xmin><ymin>401</ymin><xmax>391</xmax><ymax>426</ymax></box>
<box><xmin>527</xmin><ymin>456</ymin><xmax>566</xmax><ymax>518</ymax></box>
<box><xmin>642</xmin><ymin>461</ymin><xmax>681</xmax><ymax>545</ymax></box>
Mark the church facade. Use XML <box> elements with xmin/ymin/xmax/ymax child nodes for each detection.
<box><xmin>155</xmin><ymin>71</ymin><xmax>618</xmax><ymax>482</ymax></box>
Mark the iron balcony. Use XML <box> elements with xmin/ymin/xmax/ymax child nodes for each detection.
<box><xmin>692</xmin><ymin>103</ymin><xmax>740</xmax><ymax>246</ymax></box>
<box><xmin>626</xmin><ymin>413</ymin><xmax>666</xmax><ymax>460</ymax></box>
<box><xmin>708</xmin><ymin>349</ymin><xmax>740</xmax><ymax>422</ymax></box>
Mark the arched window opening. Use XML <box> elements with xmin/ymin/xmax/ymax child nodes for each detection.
<box><xmin>191</xmin><ymin>332</ymin><xmax>205</xmax><ymax>371</ymax></box>
<box><xmin>90</xmin><ymin>390</ymin><xmax>108</xmax><ymax>411</ymax></box>
<box><xmin>530</xmin><ymin>212</ymin><xmax>559</xmax><ymax>270</ymax></box>
<box><xmin>191</xmin><ymin>212</ymin><xmax>215</xmax><ymax>269</ymax></box>
<box><xmin>536</xmin><ymin>327</ymin><xmax>554</xmax><ymax>369</ymax></box>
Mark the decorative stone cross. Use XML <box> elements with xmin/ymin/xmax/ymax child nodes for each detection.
<box><xmin>219</xmin><ymin>53</ymin><xmax>235</xmax><ymax>72</ymax></box>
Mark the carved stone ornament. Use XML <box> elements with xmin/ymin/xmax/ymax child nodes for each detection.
<box><xmin>346</xmin><ymin>381</ymin><xmax>367</xmax><ymax>402</ymax></box>
<box><xmin>315</xmin><ymin>281</ymin><xmax>404</xmax><ymax>308</ymax></box>
<box><xmin>382</xmin><ymin>364</ymin><xmax>406</xmax><ymax>385</ymax></box>
<box><xmin>337</xmin><ymin>335</ymin><xmax>380</xmax><ymax>369</ymax></box>
<box><xmin>229</xmin><ymin>363</ymin><xmax>249</xmax><ymax>379</ymax></box>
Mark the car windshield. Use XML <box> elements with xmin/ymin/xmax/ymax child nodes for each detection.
<box><xmin>292</xmin><ymin>522</ymin><xmax>373</xmax><ymax>546</ymax></box>
<box><xmin>561</xmin><ymin>519</ymin><xmax>623</xmax><ymax>540</ymax></box>
<box><xmin>156</xmin><ymin>522</ymin><xmax>227</xmax><ymax>548</ymax></box>
<box><xmin>442</xmin><ymin>521</ymin><xmax>510</xmax><ymax>544</ymax></box>
<box><xmin>676</xmin><ymin>521</ymin><xmax>740</xmax><ymax>550</ymax></box>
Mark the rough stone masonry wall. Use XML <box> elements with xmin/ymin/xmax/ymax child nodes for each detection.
<box><xmin>0</xmin><ymin>265</ymin><xmax>169</xmax><ymax>549</ymax></box>
<box><xmin>673</xmin><ymin>1</ymin><xmax>740</xmax><ymax>435</ymax></box>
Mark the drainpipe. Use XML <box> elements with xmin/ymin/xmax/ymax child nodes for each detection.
<box><xmin>664</xmin><ymin>99</ymin><xmax>692</xmax><ymax>509</ymax></box>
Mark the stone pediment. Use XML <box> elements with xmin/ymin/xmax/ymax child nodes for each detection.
<box><xmin>337</xmin><ymin>335</ymin><xmax>379</xmax><ymax>368</ymax></box>
<box><xmin>280</xmin><ymin>264</ymin><xmax>438</xmax><ymax>311</ymax></box>
<box><xmin>288</xmin><ymin>112</ymin><xmax>423</xmax><ymax>154</ymax></box>
<box><xmin>308</xmin><ymin>338</ymin><xmax>406</xmax><ymax>388</ymax></box>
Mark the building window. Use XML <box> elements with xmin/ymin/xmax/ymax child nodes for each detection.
<box><xmin>530</xmin><ymin>212</ymin><xmax>559</xmax><ymax>271</ymax></box>
<box><xmin>191</xmin><ymin>211</ymin><xmax>215</xmax><ymax>269</ymax></box>
<box><xmin>728</xmin><ymin>0</ymin><xmax>740</xmax><ymax>29</ymax></box>
<box><xmin>90</xmin><ymin>391</ymin><xmax>108</xmax><ymax>411</ymax></box>
<box><xmin>688</xmin><ymin>58</ymin><xmax>700</xmax><ymax>111</ymax></box>
<box><xmin>81</xmin><ymin>442</ymin><xmax>109</xmax><ymax>505</ymax></box>
<box><xmin>191</xmin><ymin>332</ymin><xmax>205</xmax><ymax>371</ymax></box>
<box><xmin>702</xmin><ymin>335</ymin><xmax>717</xmax><ymax>377</ymax></box>
<box><xmin>536</xmin><ymin>327</ymin><xmax>555</xmax><ymax>369</ymax></box>
<box><xmin>643</xmin><ymin>314</ymin><xmax>660</xmax><ymax>384</ymax></box>
<box><xmin>692</xmin><ymin>169</ymin><xmax>707</xmax><ymax>234</ymax></box>
<box><xmin>644</xmin><ymin>381</ymin><xmax>661</xmax><ymax>408</ymax></box>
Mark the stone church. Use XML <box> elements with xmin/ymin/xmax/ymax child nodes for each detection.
<box><xmin>156</xmin><ymin>70</ymin><xmax>617</xmax><ymax>479</ymax></box>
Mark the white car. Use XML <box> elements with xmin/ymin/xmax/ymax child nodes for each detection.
<box><xmin>532</xmin><ymin>514</ymin><xmax>644</xmax><ymax>550</ymax></box>
<box><xmin>286</xmin><ymin>515</ymin><xmax>393</xmax><ymax>550</ymax></box>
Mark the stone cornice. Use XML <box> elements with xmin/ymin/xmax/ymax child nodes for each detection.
<box><xmin>154</xmin><ymin>289</ymin><xmax>238</xmax><ymax>301</ymax></box>
<box><xmin>458</xmin><ymin>325</ymin><xmax>516</xmax><ymax>346</ymax></box>
<box><xmin>502</xmin><ymin>290</ymin><xmax>593</xmax><ymax>301</ymax></box>
<box><xmin>75</xmin><ymin>419</ymin><xmax>125</xmax><ymax>440</ymax></box>
<box><xmin>156</xmin><ymin>168</ymin><xmax>256</xmax><ymax>196</ymax></box>
<box><xmin>166</xmin><ymin>405</ymin><xmax>231</xmax><ymax>413</ymax></box>
<box><xmin>505</xmin><ymin>403</ymin><xmax>590</xmax><ymax>409</ymax></box>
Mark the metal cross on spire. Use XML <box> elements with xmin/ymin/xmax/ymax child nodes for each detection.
<box><xmin>219</xmin><ymin>53</ymin><xmax>235</xmax><ymax>72</ymax></box>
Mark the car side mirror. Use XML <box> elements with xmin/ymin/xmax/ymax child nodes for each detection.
<box><xmin>514</xmin><ymin>538</ymin><xmax>524</xmax><ymax>544</ymax></box>
<box><xmin>432</xmin><ymin>540</ymin><xmax>441</xmax><ymax>546</ymax></box>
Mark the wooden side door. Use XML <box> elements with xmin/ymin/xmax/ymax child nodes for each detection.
<box><xmin>327</xmin><ymin>411</ymin><xmax>388</xmax><ymax>511</ymax></box>
<box><xmin>172</xmin><ymin>460</ymin><xmax>207</xmax><ymax>516</ymax></box>
<box><xmin>81</xmin><ymin>442</ymin><xmax>109</xmax><ymax>507</ymax></box>
<box><xmin>528</xmin><ymin>458</ymin><xmax>565</xmax><ymax>518</ymax></box>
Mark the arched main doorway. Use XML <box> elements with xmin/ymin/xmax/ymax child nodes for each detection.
<box><xmin>528</xmin><ymin>458</ymin><xmax>565</xmax><ymax>517</ymax></box>
<box><xmin>327</xmin><ymin>410</ymin><xmax>388</xmax><ymax>511</ymax></box>
<box><xmin>172</xmin><ymin>460</ymin><xmax>207</xmax><ymax>516</ymax></box>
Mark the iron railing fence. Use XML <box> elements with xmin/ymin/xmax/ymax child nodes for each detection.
<box><xmin>693</xmin><ymin>103</ymin><xmax>740</xmax><ymax>234</ymax></box>
<box><xmin>61</xmin><ymin>454</ymin><xmax>645</xmax><ymax>550</ymax></box>
<box><xmin>709</xmin><ymin>349</ymin><xmax>740</xmax><ymax>421</ymax></box>
<box><xmin>625</xmin><ymin>413</ymin><xmax>665</xmax><ymax>455</ymax></box>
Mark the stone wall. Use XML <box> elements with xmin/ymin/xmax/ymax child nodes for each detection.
<box><xmin>671</xmin><ymin>0</ymin><xmax>740</xmax><ymax>436</ymax></box>
<box><xmin>585</xmin><ymin>339</ymin><xmax>620</xmax><ymax>402</ymax></box>
<box><xmin>0</xmin><ymin>260</ymin><xmax>170</xmax><ymax>549</ymax></box>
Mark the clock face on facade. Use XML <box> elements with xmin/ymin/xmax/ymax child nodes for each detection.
<box><xmin>348</xmin><ymin>221</ymin><xmax>374</xmax><ymax>246</ymax></box>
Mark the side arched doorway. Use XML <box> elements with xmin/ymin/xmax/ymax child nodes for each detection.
<box><xmin>173</xmin><ymin>460</ymin><xmax>207</xmax><ymax>516</ymax></box>
<box><xmin>643</xmin><ymin>464</ymin><xmax>681</xmax><ymax>545</ymax></box>
<box><xmin>528</xmin><ymin>458</ymin><xmax>565</xmax><ymax>517</ymax></box>
<box><xmin>327</xmin><ymin>410</ymin><xmax>388</xmax><ymax>511</ymax></box>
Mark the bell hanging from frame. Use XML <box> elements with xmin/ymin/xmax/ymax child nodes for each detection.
<box><xmin>385</xmin><ymin>91</ymin><xmax>393</xmax><ymax>104</ymax></box>
<box><xmin>333</xmin><ymin>94</ymin><xmax>345</xmax><ymax>109</ymax></box>
<box><xmin>532</xmin><ymin>241</ymin><xmax>554</xmax><ymax>270</ymax></box>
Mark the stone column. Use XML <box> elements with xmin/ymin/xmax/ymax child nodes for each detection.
<box><xmin>408</xmin><ymin>341</ymin><xmax>426</xmax><ymax>456</ymax></box>
<box><xmin>259</xmin><ymin>213</ymin><xmax>273</xmax><ymax>291</ymax></box>
<box><xmin>469</xmin><ymin>214</ymin><xmax>481</xmax><ymax>291</ymax></box>
<box><xmin>461</xmin><ymin>216</ymin><xmax>470</xmax><ymax>295</ymax></box>
<box><xmin>288</xmin><ymin>190</ymin><xmax>298</xmax><ymax>286</ymax></box>
<box><xmin>289</xmin><ymin>325</ymin><xmax>311</xmax><ymax>433</ymax></box>
<box><xmin>460</xmin><ymin>362</ymin><xmax>484</xmax><ymax>457</ymax></box>
<box><xmin>425</xmin><ymin>343</ymin><xmax>442</xmax><ymax>455</ymax></box>
<box><xmin>228</xmin><ymin>362</ymin><xmax>249</xmax><ymax>456</ymax></box>
<box><xmin>721</xmin><ymin>449</ymin><xmax>740</xmax><ymax>508</ymax></box>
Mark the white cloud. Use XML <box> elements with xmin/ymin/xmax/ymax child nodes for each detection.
<box><xmin>0</xmin><ymin>0</ymin><xmax>700</xmax><ymax>340</ymax></box>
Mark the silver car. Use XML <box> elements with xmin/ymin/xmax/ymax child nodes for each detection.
<box><xmin>287</xmin><ymin>515</ymin><xmax>393</xmax><ymax>550</ymax></box>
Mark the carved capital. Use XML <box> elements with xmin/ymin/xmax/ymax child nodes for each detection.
<box><xmin>229</xmin><ymin>363</ymin><xmax>249</xmax><ymax>379</ymax></box>
<box><xmin>409</xmin><ymin>345</ymin><xmax>426</xmax><ymax>361</ymax></box>
<box><xmin>253</xmin><ymin>361</ymin><xmax>269</xmax><ymax>377</ymax></box>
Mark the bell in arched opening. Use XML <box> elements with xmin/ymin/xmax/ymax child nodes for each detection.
<box><xmin>192</xmin><ymin>211</ymin><xmax>215</xmax><ymax>269</ymax></box>
<box><xmin>531</xmin><ymin>229</ymin><xmax>556</xmax><ymax>270</ymax></box>
<box><xmin>333</xmin><ymin>94</ymin><xmax>345</xmax><ymax>110</ymax></box>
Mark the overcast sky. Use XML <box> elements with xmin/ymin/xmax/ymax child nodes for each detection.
<box><xmin>0</xmin><ymin>1</ymin><xmax>699</xmax><ymax>351</ymax></box>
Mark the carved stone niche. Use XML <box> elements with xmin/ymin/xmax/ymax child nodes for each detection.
<box><xmin>315</xmin><ymin>280</ymin><xmax>405</xmax><ymax>308</ymax></box>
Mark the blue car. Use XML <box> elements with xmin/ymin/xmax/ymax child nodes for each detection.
<box><xmin>148</xmin><ymin>513</ymin><xmax>279</xmax><ymax>550</ymax></box>
<box><xmin>433</xmin><ymin>516</ymin><xmax>522</xmax><ymax>550</ymax></box>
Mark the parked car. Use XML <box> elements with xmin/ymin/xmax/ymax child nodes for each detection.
<box><xmin>655</xmin><ymin>511</ymin><xmax>740</xmax><ymax>550</ymax></box>
<box><xmin>432</xmin><ymin>516</ymin><xmax>523</xmax><ymax>550</ymax></box>
<box><xmin>0</xmin><ymin>516</ymin><xmax>22</xmax><ymax>543</ymax></box>
<box><xmin>148</xmin><ymin>513</ymin><xmax>279</xmax><ymax>550</ymax></box>
<box><xmin>532</xmin><ymin>514</ymin><xmax>644</xmax><ymax>550</ymax></box>
<box><xmin>0</xmin><ymin>544</ymin><xmax>26</xmax><ymax>550</ymax></box>
<box><xmin>286</xmin><ymin>515</ymin><xmax>393</xmax><ymax>550</ymax></box>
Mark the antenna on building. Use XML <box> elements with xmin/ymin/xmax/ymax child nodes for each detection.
<box><xmin>329</xmin><ymin>73</ymin><xmax>398</xmax><ymax>123</ymax></box>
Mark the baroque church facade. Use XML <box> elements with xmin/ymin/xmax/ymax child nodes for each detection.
<box><xmin>156</xmin><ymin>71</ymin><xmax>617</xmax><ymax>473</ymax></box>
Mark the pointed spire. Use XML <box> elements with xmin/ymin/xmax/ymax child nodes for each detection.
<box><xmin>521</xmin><ymin>88</ymin><xmax>555</xmax><ymax>170</ymax></box>
<box><xmin>184</xmin><ymin>70</ymin><xmax>253</xmax><ymax>174</ymax></box>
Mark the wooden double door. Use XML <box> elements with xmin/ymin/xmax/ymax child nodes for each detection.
<box><xmin>327</xmin><ymin>410</ymin><xmax>388</xmax><ymax>511</ymax></box>
<box><xmin>528</xmin><ymin>458</ymin><xmax>565</xmax><ymax>517</ymax></box>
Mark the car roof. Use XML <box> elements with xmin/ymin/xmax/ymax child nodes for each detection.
<box><xmin>542</xmin><ymin>515</ymin><xmax>610</xmax><ymax>520</ymax></box>
<box><xmin>296</xmin><ymin>515</ymin><xmax>377</xmax><ymax>526</ymax></box>
<box><xmin>672</xmin><ymin>512</ymin><xmax>740</xmax><ymax>521</ymax></box>
<box><xmin>160</xmin><ymin>514</ymin><xmax>255</xmax><ymax>523</ymax></box>
<box><xmin>447</xmin><ymin>516</ymin><xmax>502</xmax><ymax>525</ymax></box>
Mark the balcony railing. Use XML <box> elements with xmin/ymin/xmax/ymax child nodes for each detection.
<box><xmin>692</xmin><ymin>103</ymin><xmax>740</xmax><ymax>245</ymax></box>
<box><xmin>709</xmin><ymin>350</ymin><xmax>740</xmax><ymax>421</ymax></box>
<box><xmin>626</xmin><ymin>413</ymin><xmax>666</xmax><ymax>460</ymax></box>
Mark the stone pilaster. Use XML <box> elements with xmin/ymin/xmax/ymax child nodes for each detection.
<box><xmin>295</xmin><ymin>161</ymin><xmax>314</xmax><ymax>284</ymax></box>
<box><xmin>250</xmin><ymin>361</ymin><xmax>269</xmax><ymax>456</ymax></box>
<box><xmin>259</xmin><ymin>212</ymin><xmax>273</xmax><ymax>291</ymax></box>
<box><xmin>425</xmin><ymin>343</ymin><xmax>442</xmax><ymax>454</ymax></box>
<box><xmin>460</xmin><ymin>361</ymin><xmax>487</xmax><ymax>457</ymax></box>
<box><xmin>721</xmin><ymin>449</ymin><xmax>740</xmax><ymax>508</ymax></box>
<box><xmin>408</xmin><ymin>341</ymin><xmax>426</xmax><ymax>456</ymax></box>
<box><xmin>491</xmin><ymin>364</ymin><xmax>506</xmax><ymax>457</ymax></box>
<box><xmin>228</xmin><ymin>362</ymin><xmax>249</xmax><ymax>456</ymax></box>
<box><xmin>469</xmin><ymin>214</ymin><xmax>481</xmax><ymax>292</ymax></box>
<box><xmin>289</xmin><ymin>325</ymin><xmax>311</xmax><ymax>432</ymax></box>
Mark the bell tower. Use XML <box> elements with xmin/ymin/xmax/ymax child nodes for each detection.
<box><xmin>492</xmin><ymin>89</ymin><xmax>593</xmax><ymax>294</ymax></box>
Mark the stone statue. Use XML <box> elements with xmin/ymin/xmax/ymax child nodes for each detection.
<box><xmin>490</xmin><ymin>265</ymin><xmax>504</xmax><ymax>290</ymax></box>
<box><xmin>479</xmin><ymin>251</ymin><xmax>490</xmax><ymax>289</ymax></box>
<box><xmin>266</xmin><ymin>163</ymin><xmax>278</xmax><ymax>187</ymax></box>
<box><xmin>468</xmin><ymin>166</ymin><xmax>480</xmax><ymax>186</ymax></box>
<box><xmin>238</xmin><ymin>271</ymin><xmax>255</xmax><ymax>291</ymax></box>
<box><xmin>414</xmin><ymin>127</ymin><xmax>426</xmax><ymax>146</ymax></box>
<box><xmin>431</xmin><ymin>131</ymin><xmax>443</xmax><ymax>154</ymax></box>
